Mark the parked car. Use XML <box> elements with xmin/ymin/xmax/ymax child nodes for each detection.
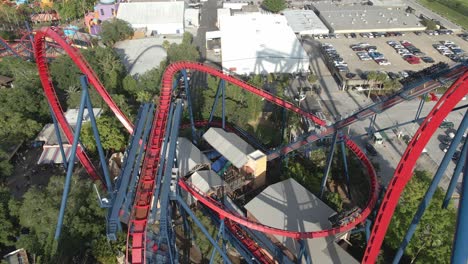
<box><xmin>376</xmin><ymin>59</ymin><xmax>391</xmax><ymax>65</ymax></box>
<box><xmin>421</xmin><ymin>56</ymin><xmax>435</xmax><ymax>63</ymax></box>
<box><xmin>452</xmin><ymin>151</ymin><xmax>461</xmax><ymax>162</ymax></box>
<box><xmin>365</xmin><ymin>143</ymin><xmax>378</xmax><ymax>156</ymax></box>
<box><xmin>440</xmin><ymin>121</ymin><xmax>455</xmax><ymax>129</ymax></box>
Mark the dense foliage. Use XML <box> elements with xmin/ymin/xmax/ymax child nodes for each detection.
<box><xmin>261</xmin><ymin>0</ymin><xmax>286</xmax><ymax>13</ymax></box>
<box><xmin>100</xmin><ymin>18</ymin><xmax>134</xmax><ymax>47</ymax></box>
<box><xmin>1</xmin><ymin>176</ymin><xmax>124</xmax><ymax>263</ymax></box>
<box><xmin>385</xmin><ymin>170</ymin><xmax>456</xmax><ymax>263</ymax></box>
<box><xmin>55</xmin><ymin>0</ymin><xmax>95</xmax><ymax>21</ymax></box>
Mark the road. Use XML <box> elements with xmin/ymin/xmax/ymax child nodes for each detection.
<box><xmin>194</xmin><ymin>0</ymin><xmax>219</xmax><ymax>60</ymax></box>
<box><xmin>406</xmin><ymin>0</ymin><xmax>462</xmax><ymax>31</ymax></box>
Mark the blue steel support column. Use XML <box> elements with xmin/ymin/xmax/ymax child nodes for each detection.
<box><xmin>365</xmin><ymin>219</ymin><xmax>371</xmax><ymax>242</ymax></box>
<box><xmin>442</xmin><ymin>138</ymin><xmax>468</xmax><ymax>208</ymax></box>
<box><xmin>182</xmin><ymin>70</ymin><xmax>197</xmax><ymax>142</ymax></box>
<box><xmin>392</xmin><ymin>110</ymin><xmax>468</xmax><ymax>264</ymax></box>
<box><xmin>297</xmin><ymin>239</ymin><xmax>312</xmax><ymax>264</ymax></box>
<box><xmin>320</xmin><ymin>131</ymin><xmax>338</xmax><ymax>198</ymax></box>
<box><xmin>209</xmin><ymin>219</ymin><xmax>225</xmax><ymax>264</ymax></box>
<box><xmin>49</xmin><ymin>107</ymin><xmax>68</xmax><ymax>170</ymax></box>
<box><xmin>80</xmin><ymin>76</ymin><xmax>112</xmax><ymax>192</ymax></box>
<box><xmin>451</xmin><ymin>149</ymin><xmax>468</xmax><ymax>263</ymax></box>
<box><xmin>157</xmin><ymin>100</ymin><xmax>183</xmax><ymax>263</ymax></box>
<box><xmin>177</xmin><ymin>196</ymin><xmax>233</xmax><ymax>264</ymax></box>
<box><xmin>368</xmin><ymin>114</ymin><xmax>377</xmax><ymax>134</ymax></box>
<box><xmin>221</xmin><ymin>79</ymin><xmax>226</xmax><ymax>129</ymax></box>
<box><xmin>415</xmin><ymin>93</ymin><xmax>427</xmax><ymax>121</ymax></box>
<box><xmin>340</xmin><ymin>133</ymin><xmax>351</xmax><ymax>199</ymax></box>
<box><xmin>54</xmin><ymin>86</ymin><xmax>89</xmax><ymax>240</ymax></box>
<box><xmin>209</xmin><ymin>79</ymin><xmax>224</xmax><ymax>123</ymax></box>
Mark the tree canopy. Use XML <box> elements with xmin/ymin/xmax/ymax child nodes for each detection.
<box><xmin>56</xmin><ymin>0</ymin><xmax>95</xmax><ymax>21</ymax></box>
<box><xmin>262</xmin><ymin>0</ymin><xmax>286</xmax><ymax>13</ymax></box>
<box><xmin>1</xmin><ymin>175</ymin><xmax>124</xmax><ymax>263</ymax></box>
<box><xmin>100</xmin><ymin>18</ymin><xmax>134</xmax><ymax>47</ymax></box>
<box><xmin>385</xmin><ymin>170</ymin><xmax>457</xmax><ymax>263</ymax></box>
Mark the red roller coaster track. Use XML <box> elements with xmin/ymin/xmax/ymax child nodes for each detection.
<box><xmin>32</xmin><ymin>27</ymin><xmax>468</xmax><ymax>263</ymax></box>
<box><xmin>33</xmin><ymin>28</ymin><xmax>134</xmax><ymax>182</ymax></box>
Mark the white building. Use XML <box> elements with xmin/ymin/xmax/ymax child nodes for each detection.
<box><xmin>219</xmin><ymin>14</ymin><xmax>310</xmax><ymax>75</ymax></box>
<box><xmin>283</xmin><ymin>10</ymin><xmax>329</xmax><ymax>36</ymax></box>
<box><xmin>116</xmin><ymin>2</ymin><xmax>184</xmax><ymax>35</ymax></box>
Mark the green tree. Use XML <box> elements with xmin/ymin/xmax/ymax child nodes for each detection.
<box><xmin>422</xmin><ymin>18</ymin><xmax>438</xmax><ymax>30</ymax></box>
<box><xmin>0</xmin><ymin>187</ymin><xmax>15</xmax><ymax>248</ymax></box>
<box><xmin>100</xmin><ymin>18</ymin><xmax>134</xmax><ymax>46</ymax></box>
<box><xmin>56</xmin><ymin>0</ymin><xmax>95</xmax><ymax>21</ymax></box>
<box><xmin>182</xmin><ymin>32</ymin><xmax>193</xmax><ymax>44</ymax></box>
<box><xmin>80</xmin><ymin>115</ymin><xmax>128</xmax><ymax>152</ymax></box>
<box><xmin>15</xmin><ymin>175</ymin><xmax>122</xmax><ymax>262</ymax></box>
<box><xmin>385</xmin><ymin>170</ymin><xmax>456</xmax><ymax>263</ymax></box>
<box><xmin>262</xmin><ymin>0</ymin><xmax>286</xmax><ymax>13</ymax></box>
<box><xmin>167</xmin><ymin>42</ymin><xmax>200</xmax><ymax>62</ymax></box>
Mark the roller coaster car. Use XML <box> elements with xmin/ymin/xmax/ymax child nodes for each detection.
<box><xmin>329</xmin><ymin>206</ymin><xmax>362</xmax><ymax>227</ymax></box>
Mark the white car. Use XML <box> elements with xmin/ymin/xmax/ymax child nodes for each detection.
<box><xmin>393</xmin><ymin>44</ymin><xmax>404</xmax><ymax>49</ymax></box>
<box><xmin>441</xmin><ymin>50</ymin><xmax>454</xmax><ymax>55</ymax></box>
<box><xmin>441</xmin><ymin>40</ymin><xmax>455</xmax><ymax>45</ymax></box>
<box><xmin>397</xmin><ymin>49</ymin><xmax>410</xmax><ymax>54</ymax></box>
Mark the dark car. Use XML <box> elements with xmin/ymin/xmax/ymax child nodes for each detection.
<box><xmin>350</xmin><ymin>33</ymin><xmax>357</xmax><ymax>38</ymax></box>
<box><xmin>421</xmin><ymin>56</ymin><xmax>435</xmax><ymax>63</ymax></box>
<box><xmin>440</xmin><ymin>121</ymin><xmax>455</xmax><ymax>129</ymax></box>
<box><xmin>365</xmin><ymin>143</ymin><xmax>378</xmax><ymax>156</ymax></box>
<box><xmin>452</xmin><ymin>151</ymin><xmax>461</xmax><ymax>162</ymax></box>
<box><xmin>346</xmin><ymin>72</ymin><xmax>357</xmax><ymax>79</ymax></box>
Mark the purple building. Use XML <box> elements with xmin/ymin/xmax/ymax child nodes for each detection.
<box><xmin>94</xmin><ymin>0</ymin><xmax>118</xmax><ymax>22</ymax></box>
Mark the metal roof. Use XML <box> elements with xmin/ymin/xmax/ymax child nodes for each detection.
<box><xmin>188</xmin><ymin>170</ymin><xmax>223</xmax><ymax>193</ymax></box>
<box><xmin>283</xmin><ymin>10</ymin><xmax>329</xmax><ymax>35</ymax></box>
<box><xmin>244</xmin><ymin>178</ymin><xmax>359</xmax><ymax>264</ymax></box>
<box><xmin>176</xmin><ymin>137</ymin><xmax>211</xmax><ymax>176</ymax></box>
<box><xmin>313</xmin><ymin>2</ymin><xmax>425</xmax><ymax>32</ymax></box>
<box><xmin>37</xmin><ymin>146</ymin><xmax>73</xmax><ymax>165</ymax></box>
<box><xmin>35</xmin><ymin>108</ymin><xmax>102</xmax><ymax>146</ymax></box>
<box><xmin>203</xmin><ymin>128</ymin><xmax>254</xmax><ymax>169</ymax></box>
<box><xmin>117</xmin><ymin>2</ymin><xmax>185</xmax><ymax>25</ymax></box>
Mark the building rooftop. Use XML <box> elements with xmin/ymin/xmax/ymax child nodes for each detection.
<box><xmin>65</xmin><ymin>108</ymin><xmax>102</xmax><ymax>126</ymax></box>
<box><xmin>283</xmin><ymin>10</ymin><xmax>329</xmax><ymax>35</ymax></box>
<box><xmin>117</xmin><ymin>2</ymin><xmax>185</xmax><ymax>25</ymax></box>
<box><xmin>188</xmin><ymin>170</ymin><xmax>223</xmax><ymax>193</ymax></box>
<box><xmin>177</xmin><ymin>137</ymin><xmax>211</xmax><ymax>177</ymax></box>
<box><xmin>203</xmin><ymin>127</ymin><xmax>254</xmax><ymax>169</ymax></box>
<box><xmin>0</xmin><ymin>75</ymin><xmax>13</xmax><ymax>86</ymax></box>
<box><xmin>244</xmin><ymin>178</ymin><xmax>359</xmax><ymax>264</ymax></box>
<box><xmin>313</xmin><ymin>2</ymin><xmax>425</xmax><ymax>32</ymax></box>
<box><xmin>36</xmin><ymin>108</ymin><xmax>102</xmax><ymax>145</ymax></box>
<box><xmin>37</xmin><ymin>145</ymin><xmax>73</xmax><ymax>165</ymax></box>
<box><xmin>219</xmin><ymin>14</ymin><xmax>309</xmax><ymax>74</ymax></box>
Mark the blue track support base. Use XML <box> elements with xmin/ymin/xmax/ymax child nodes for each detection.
<box><xmin>339</xmin><ymin>133</ymin><xmax>351</xmax><ymax>199</ymax></box>
<box><xmin>297</xmin><ymin>239</ymin><xmax>312</xmax><ymax>264</ymax></box>
<box><xmin>442</xmin><ymin>138</ymin><xmax>468</xmax><ymax>209</ymax></box>
<box><xmin>451</xmin><ymin>147</ymin><xmax>468</xmax><ymax>263</ymax></box>
<box><xmin>320</xmin><ymin>131</ymin><xmax>338</xmax><ymax>198</ymax></box>
<box><xmin>176</xmin><ymin>196</ymin><xmax>232</xmax><ymax>264</ymax></box>
<box><xmin>49</xmin><ymin>106</ymin><xmax>68</xmax><ymax>170</ymax></box>
<box><xmin>392</xmin><ymin>110</ymin><xmax>468</xmax><ymax>264</ymax></box>
<box><xmin>80</xmin><ymin>76</ymin><xmax>113</xmax><ymax>192</ymax></box>
<box><xmin>54</xmin><ymin>82</ymin><xmax>89</xmax><ymax>240</ymax></box>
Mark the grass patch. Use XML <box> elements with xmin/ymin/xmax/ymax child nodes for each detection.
<box><xmin>418</xmin><ymin>0</ymin><xmax>468</xmax><ymax>29</ymax></box>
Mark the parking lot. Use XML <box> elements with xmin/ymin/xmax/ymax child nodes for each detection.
<box><xmin>316</xmin><ymin>32</ymin><xmax>468</xmax><ymax>75</ymax></box>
